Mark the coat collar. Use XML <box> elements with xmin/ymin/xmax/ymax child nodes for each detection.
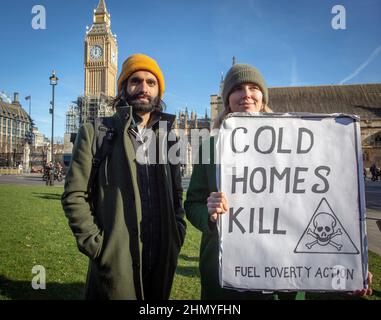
<box><xmin>114</xmin><ymin>105</ymin><xmax>133</xmax><ymax>130</ymax></box>
<box><xmin>153</xmin><ymin>112</ymin><xmax>176</xmax><ymax>131</ymax></box>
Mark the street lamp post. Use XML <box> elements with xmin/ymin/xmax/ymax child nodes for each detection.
<box><xmin>49</xmin><ymin>71</ymin><xmax>58</xmax><ymax>186</ymax></box>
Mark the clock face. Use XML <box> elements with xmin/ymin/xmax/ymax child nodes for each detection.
<box><xmin>90</xmin><ymin>45</ymin><xmax>103</xmax><ymax>60</ymax></box>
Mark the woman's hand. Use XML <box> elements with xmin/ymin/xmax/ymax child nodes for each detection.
<box><xmin>207</xmin><ymin>192</ymin><xmax>229</xmax><ymax>222</ymax></box>
<box><xmin>352</xmin><ymin>272</ymin><xmax>373</xmax><ymax>296</ymax></box>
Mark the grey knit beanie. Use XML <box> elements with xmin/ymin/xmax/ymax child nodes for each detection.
<box><xmin>222</xmin><ymin>63</ymin><xmax>268</xmax><ymax>108</ymax></box>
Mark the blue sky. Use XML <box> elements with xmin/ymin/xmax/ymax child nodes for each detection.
<box><xmin>0</xmin><ymin>0</ymin><xmax>380</xmax><ymax>139</ymax></box>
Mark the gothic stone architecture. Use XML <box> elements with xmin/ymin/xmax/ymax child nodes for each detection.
<box><xmin>65</xmin><ymin>0</ymin><xmax>118</xmax><ymax>131</ymax></box>
<box><xmin>174</xmin><ymin>108</ymin><xmax>211</xmax><ymax>176</ymax></box>
<box><xmin>0</xmin><ymin>93</ymin><xmax>32</xmax><ymax>167</ymax></box>
<box><xmin>84</xmin><ymin>0</ymin><xmax>117</xmax><ymax>98</ymax></box>
<box><xmin>82</xmin><ymin>0</ymin><xmax>118</xmax><ymax>122</ymax></box>
<box><xmin>210</xmin><ymin>83</ymin><xmax>381</xmax><ymax>168</ymax></box>
<box><xmin>64</xmin><ymin>0</ymin><xmax>118</xmax><ymax>164</ymax></box>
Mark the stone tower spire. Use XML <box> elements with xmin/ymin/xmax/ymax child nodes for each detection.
<box><xmin>93</xmin><ymin>0</ymin><xmax>110</xmax><ymax>27</ymax></box>
<box><xmin>219</xmin><ymin>72</ymin><xmax>224</xmax><ymax>96</ymax></box>
<box><xmin>95</xmin><ymin>0</ymin><xmax>108</xmax><ymax>13</ymax></box>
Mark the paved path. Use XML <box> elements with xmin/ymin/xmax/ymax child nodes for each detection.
<box><xmin>364</xmin><ymin>181</ymin><xmax>381</xmax><ymax>256</ymax></box>
<box><xmin>0</xmin><ymin>173</ymin><xmax>64</xmax><ymax>186</ymax></box>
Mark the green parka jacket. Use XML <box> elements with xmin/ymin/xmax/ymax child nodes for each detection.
<box><xmin>61</xmin><ymin>106</ymin><xmax>186</xmax><ymax>300</ymax></box>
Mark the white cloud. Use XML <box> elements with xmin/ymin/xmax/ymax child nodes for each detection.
<box><xmin>339</xmin><ymin>45</ymin><xmax>381</xmax><ymax>84</ymax></box>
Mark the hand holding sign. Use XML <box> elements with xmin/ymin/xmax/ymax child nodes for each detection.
<box><xmin>207</xmin><ymin>192</ymin><xmax>229</xmax><ymax>222</ymax></box>
<box><xmin>351</xmin><ymin>271</ymin><xmax>373</xmax><ymax>296</ymax></box>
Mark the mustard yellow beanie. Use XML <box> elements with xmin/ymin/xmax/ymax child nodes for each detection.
<box><xmin>117</xmin><ymin>53</ymin><xmax>165</xmax><ymax>98</ymax></box>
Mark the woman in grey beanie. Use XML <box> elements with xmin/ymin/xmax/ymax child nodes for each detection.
<box><xmin>186</xmin><ymin>63</ymin><xmax>372</xmax><ymax>300</ymax></box>
<box><xmin>185</xmin><ymin>63</ymin><xmax>305</xmax><ymax>300</ymax></box>
<box><xmin>214</xmin><ymin>63</ymin><xmax>272</xmax><ymax>129</ymax></box>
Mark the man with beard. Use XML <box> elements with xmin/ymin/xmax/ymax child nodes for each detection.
<box><xmin>62</xmin><ymin>54</ymin><xmax>186</xmax><ymax>300</ymax></box>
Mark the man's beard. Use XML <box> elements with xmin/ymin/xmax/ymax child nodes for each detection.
<box><xmin>125</xmin><ymin>92</ymin><xmax>159</xmax><ymax>113</ymax></box>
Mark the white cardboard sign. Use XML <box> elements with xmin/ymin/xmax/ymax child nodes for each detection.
<box><xmin>217</xmin><ymin>113</ymin><xmax>368</xmax><ymax>292</ymax></box>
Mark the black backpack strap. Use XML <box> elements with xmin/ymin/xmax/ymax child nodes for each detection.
<box><xmin>88</xmin><ymin>117</ymin><xmax>116</xmax><ymax>195</ymax></box>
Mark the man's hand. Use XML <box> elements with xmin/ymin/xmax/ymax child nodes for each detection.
<box><xmin>207</xmin><ymin>192</ymin><xmax>229</xmax><ymax>222</ymax></box>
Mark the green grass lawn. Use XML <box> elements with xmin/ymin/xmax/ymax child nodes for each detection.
<box><xmin>0</xmin><ymin>184</ymin><xmax>379</xmax><ymax>300</ymax></box>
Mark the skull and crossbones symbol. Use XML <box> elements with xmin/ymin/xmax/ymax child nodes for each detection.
<box><xmin>305</xmin><ymin>212</ymin><xmax>342</xmax><ymax>251</ymax></box>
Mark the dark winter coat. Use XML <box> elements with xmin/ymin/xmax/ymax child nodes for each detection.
<box><xmin>61</xmin><ymin>106</ymin><xmax>186</xmax><ymax>300</ymax></box>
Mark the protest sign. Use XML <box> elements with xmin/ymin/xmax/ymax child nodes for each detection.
<box><xmin>217</xmin><ymin>113</ymin><xmax>368</xmax><ymax>292</ymax></box>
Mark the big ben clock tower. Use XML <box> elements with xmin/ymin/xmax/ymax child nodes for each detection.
<box><xmin>64</xmin><ymin>0</ymin><xmax>118</xmax><ymax>163</ymax></box>
<box><xmin>84</xmin><ymin>0</ymin><xmax>118</xmax><ymax>97</ymax></box>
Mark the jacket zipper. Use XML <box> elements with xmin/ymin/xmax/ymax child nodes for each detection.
<box><xmin>132</xmin><ymin>122</ymin><xmax>154</xmax><ymax>272</ymax></box>
<box><xmin>145</xmin><ymin>162</ymin><xmax>153</xmax><ymax>272</ymax></box>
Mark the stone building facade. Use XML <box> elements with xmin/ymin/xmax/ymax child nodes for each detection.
<box><xmin>173</xmin><ymin>108</ymin><xmax>211</xmax><ymax>176</ymax></box>
<box><xmin>0</xmin><ymin>93</ymin><xmax>32</xmax><ymax>167</ymax></box>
